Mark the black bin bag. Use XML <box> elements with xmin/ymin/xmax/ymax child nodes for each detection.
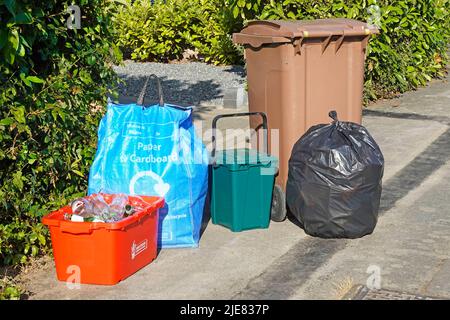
<box><xmin>286</xmin><ymin>111</ymin><xmax>384</xmax><ymax>239</ymax></box>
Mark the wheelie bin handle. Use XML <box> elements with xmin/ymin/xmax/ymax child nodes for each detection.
<box><xmin>211</xmin><ymin>112</ymin><xmax>268</xmax><ymax>163</ymax></box>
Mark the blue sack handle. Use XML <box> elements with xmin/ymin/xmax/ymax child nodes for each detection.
<box><xmin>137</xmin><ymin>74</ymin><xmax>164</xmax><ymax>107</ymax></box>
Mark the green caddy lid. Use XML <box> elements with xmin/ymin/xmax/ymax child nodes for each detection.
<box><xmin>214</xmin><ymin>148</ymin><xmax>278</xmax><ymax>173</ymax></box>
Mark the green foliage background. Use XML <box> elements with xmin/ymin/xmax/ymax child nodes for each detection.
<box><xmin>0</xmin><ymin>277</ymin><xmax>22</xmax><ymax>300</ymax></box>
<box><xmin>0</xmin><ymin>0</ymin><xmax>121</xmax><ymax>269</ymax></box>
<box><xmin>115</xmin><ymin>0</ymin><xmax>450</xmax><ymax>100</ymax></box>
<box><xmin>113</xmin><ymin>0</ymin><xmax>241</xmax><ymax>64</ymax></box>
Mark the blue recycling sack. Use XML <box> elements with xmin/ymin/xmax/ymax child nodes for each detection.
<box><xmin>88</xmin><ymin>75</ymin><xmax>208</xmax><ymax>248</ymax></box>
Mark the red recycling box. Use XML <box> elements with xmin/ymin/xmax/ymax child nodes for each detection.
<box><xmin>42</xmin><ymin>194</ymin><xmax>164</xmax><ymax>285</ymax></box>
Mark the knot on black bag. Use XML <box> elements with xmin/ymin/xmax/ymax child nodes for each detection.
<box><xmin>329</xmin><ymin>110</ymin><xmax>338</xmax><ymax>122</ymax></box>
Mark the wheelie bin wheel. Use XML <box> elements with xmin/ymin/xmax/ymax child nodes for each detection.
<box><xmin>271</xmin><ymin>185</ymin><xmax>286</xmax><ymax>222</ymax></box>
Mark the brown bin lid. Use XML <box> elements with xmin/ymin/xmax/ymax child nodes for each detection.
<box><xmin>233</xmin><ymin>18</ymin><xmax>379</xmax><ymax>47</ymax></box>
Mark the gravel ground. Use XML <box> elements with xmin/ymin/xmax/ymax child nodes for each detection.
<box><xmin>113</xmin><ymin>61</ymin><xmax>246</xmax><ymax>107</ymax></box>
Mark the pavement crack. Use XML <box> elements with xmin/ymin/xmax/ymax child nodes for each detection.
<box><xmin>418</xmin><ymin>258</ymin><xmax>448</xmax><ymax>296</ymax></box>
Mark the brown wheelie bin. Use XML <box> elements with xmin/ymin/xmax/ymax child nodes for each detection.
<box><xmin>233</xmin><ymin>19</ymin><xmax>379</xmax><ymax>221</ymax></box>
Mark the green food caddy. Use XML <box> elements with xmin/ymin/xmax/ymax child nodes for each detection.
<box><xmin>210</xmin><ymin>112</ymin><xmax>279</xmax><ymax>232</ymax></box>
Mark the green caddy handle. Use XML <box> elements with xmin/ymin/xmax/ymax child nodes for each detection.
<box><xmin>211</xmin><ymin>112</ymin><xmax>268</xmax><ymax>163</ymax></box>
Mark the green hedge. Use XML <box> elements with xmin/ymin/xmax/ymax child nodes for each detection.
<box><xmin>228</xmin><ymin>0</ymin><xmax>450</xmax><ymax>100</ymax></box>
<box><xmin>0</xmin><ymin>278</ymin><xmax>22</xmax><ymax>300</ymax></box>
<box><xmin>0</xmin><ymin>0</ymin><xmax>121</xmax><ymax>267</ymax></box>
<box><xmin>113</xmin><ymin>0</ymin><xmax>241</xmax><ymax>64</ymax></box>
<box><xmin>115</xmin><ymin>0</ymin><xmax>450</xmax><ymax>100</ymax></box>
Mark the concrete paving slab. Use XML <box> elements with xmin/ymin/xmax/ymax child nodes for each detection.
<box><xmin>289</xmin><ymin>160</ymin><xmax>450</xmax><ymax>299</ymax></box>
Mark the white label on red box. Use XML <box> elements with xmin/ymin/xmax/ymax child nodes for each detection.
<box><xmin>131</xmin><ymin>239</ymin><xmax>148</xmax><ymax>260</ymax></box>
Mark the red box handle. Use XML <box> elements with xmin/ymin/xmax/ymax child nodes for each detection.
<box><xmin>60</xmin><ymin>221</ymin><xmax>93</xmax><ymax>234</ymax></box>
